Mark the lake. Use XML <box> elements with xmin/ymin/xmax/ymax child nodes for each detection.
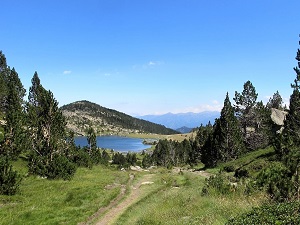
<box><xmin>74</xmin><ymin>135</ymin><xmax>152</xmax><ymax>152</ymax></box>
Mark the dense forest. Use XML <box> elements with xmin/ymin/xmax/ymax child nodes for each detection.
<box><xmin>1</xmin><ymin>35</ymin><xmax>300</xmax><ymax>223</ymax></box>
<box><xmin>60</xmin><ymin>100</ymin><xmax>179</xmax><ymax>135</ymax></box>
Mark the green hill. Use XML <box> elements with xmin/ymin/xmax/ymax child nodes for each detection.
<box><xmin>60</xmin><ymin>100</ymin><xmax>179</xmax><ymax>136</ymax></box>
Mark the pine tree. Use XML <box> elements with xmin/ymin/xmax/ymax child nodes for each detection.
<box><xmin>3</xmin><ymin>68</ymin><xmax>26</xmax><ymax>159</ymax></box>
<box><xmin>202</xmin><ymin>93</ymin><xmax>244</xmax><ymax>167</ymax></box>
<box><xmin>234</xmin><ymin>80</ymin><xmax>258</xmax><ymax>138</ymax></box>
<box><xmin>86</xmin><ymin>126</ymin><xmax>97</xmax><ymax>156</ymax></box>
<box><xmin>0</xmin><ymin>51</ymin><xmax>9</xmax><ymax>114</ymax></box>
<box><xmin>267</xmin><ymin>90</ymin><xmax>284</xmax><ymax>110</ymax></box>
<box><xmin>27</xmin><ymin>72</ymin><xmax>76</xmax><ymax>179</ymax></box>
<box><xmin>276</xmin><ymin>36</ymin><xmax>300</xmax><ymax>200</ymax></box>
<box><xmin>218</xmin><ymin>93</ymin><xmax>244</xmax><ymax>161</ymax></box>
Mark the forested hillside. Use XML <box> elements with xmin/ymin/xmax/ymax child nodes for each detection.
<box><xmin>60</xmin><ymin>100</ymin><xmax>179</xmax><ymax>136</ymax></box>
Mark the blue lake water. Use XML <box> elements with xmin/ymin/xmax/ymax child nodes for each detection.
<box><xmin>74</xmin><ymin>135</ymin><xmax>152</xmax><ymax>152</ymax></box>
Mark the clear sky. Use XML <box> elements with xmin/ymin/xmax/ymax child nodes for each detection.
<box><xmin>1</xmin><ymin>0</ymin><xmax>300</xmax><ymax>115</ymax></box>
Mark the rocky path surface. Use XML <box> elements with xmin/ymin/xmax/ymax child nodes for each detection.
<box><xmin>81</xmin><ymin>167</ymin><xmax>212</xmax><ymax>225</ymax></box>
<box><xmin>80</xmin><ymin>173</ymin><xmax>154</xmax><ymax>225</ymax></box>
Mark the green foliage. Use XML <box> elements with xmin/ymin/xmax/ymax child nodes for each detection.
<box><xmin>86</xmin><ymin>126</ymin><xmax>97</xmax><ymax>155</ymax></box>
<box><xmin>257</xmin><ymin>162</ymin><xmax>293</xmax><ymax>201</ymax></box>
<box><xmin>227</xmin><ymin>201</ymin><xmax>300</xmax><ymax>224</ymax></box>
<box><xmin>112</xmin><ymin>152</ymin><xmax>127</xmax><ymax>167</ymax></box>
<box><xmin>26</xmin><ymin>72</ymin><xmax>76</xmax><ymax>180</ymax></box>
<box><xmin>151</xmin><ymin>139</ymin><xmax>195</xmax><ymax>167</ymax></box>
<box><xmin>0</xmin><ymin>155</ymin><xmax>22</xmax><ymax>195</ymax></box>
<box><xmin>269</xmin><ymin>38</ymin><xmax>300</xmax><ymax>202</ymax></box>
<box><xmin>220</xmin><ymin>146</ymin><xmax>275</xmax><ymax>175</ymax></box>
<box><xmin>47</xmin><ymin>155</ymin><xmax>77</xmax><ymax>180</ymax></box>
<box><xmin>72</xmin><ymin>148</ymin><xmax>93</xmax><ymax>168</ymax></box>
<box><xmin>233</xmin><ymin>81</ymin><xmax>272</xmax><ymax>151</ymax></box>
<box><xmin>267</xmin><ymin>90</ymin><xmax>284</xmax><ymax>110</ymax></box>
<box><xmin>202</xmin><ymin>93</ymin><xmax>245</xmax><ymax>167</ymax></box>
<box><xmin>234</xmin><ymin>80</ymin><xmax>258</xmax><ymax>136</ymax></box>
<box><xmin>142</xmin><ymin>153</ymin><xmax>152</xmax><ymax>168</ymax></box>
<box><xmin>201</xmin><ymin>172</ymin><xmax>235</xmax><ymax>196</ymax></box>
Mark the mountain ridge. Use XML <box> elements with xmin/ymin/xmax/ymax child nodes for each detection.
<box><xmin>137</xmin><ymin>111</ymin><xmax>220</xmax><ymax>130</ymax></box>
<box><xmin>60</xmin><ymin>100</ymin><xmax>179</xmax><ymax>136</ymax></box>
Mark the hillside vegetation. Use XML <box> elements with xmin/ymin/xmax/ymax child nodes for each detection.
<box><xmin>60</xmin><ymin>100</ymin><xmax>179</xmax><ymax>136</ymax></box>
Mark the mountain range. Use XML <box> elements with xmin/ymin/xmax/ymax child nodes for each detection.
<box><xmin>137</xmin><ymin>111</ymin><xmax>220</xmax><ymax>131</ymax></box>
<box><xmin>60</xmin><ymin>100</ymin><xmax>179</xmax><ymax>136</ymax></box>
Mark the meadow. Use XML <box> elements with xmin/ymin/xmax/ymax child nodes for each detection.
<box><xmin>0</xmin><ymin>160</ymin><xmax>128</xmax><ymax>225</ymax></box>
<box><xmin>0</xmin><ymin>146</ymin><xmax>272</xmax><ymax>225</ymax></box>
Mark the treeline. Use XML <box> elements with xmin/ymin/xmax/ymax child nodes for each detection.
<box><xmin>0</xmin><ymin>52</ymin><xmax>112</xmax><ymax>195</ymax></box>
<box><xmin>147</xmin><ymin>85</ymin><xmax>281</xmax><ymax>168</ymax></box>
<box><xmin>61</xmin><ymin>101</ymin><xmax>179</xmax><ymax>135</ymax></box>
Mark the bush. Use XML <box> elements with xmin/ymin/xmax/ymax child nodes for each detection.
<box><xmin>234</xmin><ymin>168</ymin><xmax>249</xmax><ymax>178</ymax></box>
<box><xmin>227</xmin><ymin>201</ymin><xmax>300</xmax><ymax>224</ymax></box>
<box><xmin>0</xmin><ymin>155</ymin><xmax>22</xmax><ymax>195</ymax></box>
<box><xmin>223</xmin><ymin>165</ymin><xmax>236</xmax><ymax>172</ymax></box>
<box><xmin>257</xmin><ymin>162</ymin><xmax>292</xmax><ymax>201</ymax></box>
<box><xmin>73</xmin><ymin>149</ymin><xmax>93</xmax><ymax>168</ymax></box>
<box><xmin>28</xmin><ymin>153</ymin><xmax>48</xmax><ymax>177</ymax></box>
<box><xmin>47</xmin><ymin>155</ymin><xmax>77</xmax><ymax>180</ymax></box>
<box><xmin>201</xmin><ymin>172</ymin><xmax>235</xmax><ymax>196</ymax></box>
<box><xmin>28</xmin><ymin>153</ymin><xmax>77</xmax><ymax>180</ymax></box>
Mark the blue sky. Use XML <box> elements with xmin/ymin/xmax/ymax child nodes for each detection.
<box><xmin>1</xmin><ymin>0</ymin><xmax>300</xmax><ymax>115</ymax></box>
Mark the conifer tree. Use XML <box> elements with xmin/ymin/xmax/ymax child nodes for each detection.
<box><xmin>217</xmin><ymin>93</ymin><xmax>244</xmax><ymax>161</ymax></box>
<box><xmin>267</xmin><ymin>90</ymin><xmax>284</xmax><ymax>110</ymax></box>
<box><xmin>86</xmin><ymin>126</ymin><xmax>97</xmax><ymax>156</ymax></box>
<box><xmin>0</xmin><ymin>51</ymin><xmax>9</xmax><ymax>114</ymax></box>
<box><xmin>27</xmin><ymin>72</ymin><xmax>76</xmax><ymax>179</ymax></box>
<box><xmin>3</xmin><ymin>68</ymin><xmax>26</xmax><ymax>159</ymax></box>
<box><xmin>234</xmin><ymin>80</ymin><xmax>258</xmax><ymax>138</ymax></box>
<box><xmin>202</xmin><ymin>93</ymin><xmax>244</xmax><ymax>167</ymax></box>
<box><xmin>275</xmin><ymin>37</ymin><xmax>300</xmax><ymax>200</ymax></box>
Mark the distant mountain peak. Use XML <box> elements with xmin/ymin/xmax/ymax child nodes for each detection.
<box><xmin>137</xmin><ymin>111</ymin><xmax>220</xmax><ymax>130</ymax></box>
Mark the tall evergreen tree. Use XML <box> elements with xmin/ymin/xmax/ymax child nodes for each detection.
<box><xmin>27</xmin><ymin>72</ymin><xmax>76</xmax><ymax>179</ymax></box>
<box><xmin>86</xmin><ymin>126</ymin><xmax>97</xmax><ymax>156</ymax></box>
<box><xmin>202</xmin><ymin>93</ymin><xmax>244</xmax><ymax>167</ymax></box>
<box><xmin>234</xmin><ymin>80</ymin><xmax>258</xmax><ymax>138</ymax></box>
<box><xmin>267</xmin><ymin>90</ymin><xmax>284</xmax><ymax>110</ymax></box>
<box><xmin>0</xmin><ymin>51</ymin><xmax>9</xmax><ymax>114</ymax></box>
<box><xmin>275</xmin><ymin>37</ymin><xmax>300</xmax><ymax>200</ymax></box>
<box><xmin>3</xmin><ymin>68</ymin><xmax>26</xmax><ymax>159</ymax></box>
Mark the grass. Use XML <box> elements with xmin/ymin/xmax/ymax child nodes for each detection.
<box><xmin>205</xmin><ymin>146</ymin><xmax>276</xmax><ymax>176</ymax></box>
<box><xmin>0</xmin><ymin>160</ymin><xmax>129</xmax><ymax>225</ymax></box>
<box><xmin>0</xmin><ymin>146</ymin><xmax>274</xmax><ymax>224</ymax></box>
<box><xmin>115</xmin><ymin>170</ymin><xmax>264</xmax><ymax>225</ymax></box>
<box><xmin>127</xmin><ymin>132</ymin><xmax>196</xmax><ymax>142</ymax></box>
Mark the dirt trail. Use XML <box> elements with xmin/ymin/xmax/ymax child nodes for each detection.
<box><xmin>80</xmin><ymin>168</ymin><xmax>211</xmax><ymax>225</ymax></box>
<box><xmin>87</xmin><ymin>173</ymin><xmax>154</xmax><ymax>225</ymax></box>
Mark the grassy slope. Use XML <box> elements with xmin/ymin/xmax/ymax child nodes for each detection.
<box><xmin>0</xmin><ymin>160</ymin><xmax>128</xmax><ymax>225</ymax></box>
<box><xmin>115</xmin><ymin>147</ymin><xmax>275</xmax><ymax>225</ymax></box>
<box><xmin>115</xmin><ymin>170</ymin><xmax>263</xmax><ymax>225</ymax></box>
<box><xmin>0</xmin><ymin>147</ymin><xmax>274</xmax><ymax>225</ymax></box>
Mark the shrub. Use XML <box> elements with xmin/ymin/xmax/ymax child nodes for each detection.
<box><xmin>223</xmin><ymin>165</ymin><xmax>235</xmax><ymax>172</ymax></box>
<box><xmin>234</xmin><ymin>168</ymin><xmax>249</xmax><ymax>178</ymax></box>
<box><xmin>257</xmin><ymin>162</ymin><xmax>292</xmax><ymax>201</ymax></box>
<box><xmin>73</xmin><ymin>149</ymin><xmax>93</xmax><ymax>168</ymax></box>
<box><xmin>227</xmin><ymin>201</ymin><xmax>300</xmax><ymax>224</ymax></box>
<box><xmin>28</xmin><ymin>153</ymin><xmax>48</xmax><ymax>177</ymax></box>
<box><xmin>0</xmin><ymin>155</ymin><xmax>22</xmax><ymax>195</ymax></box>
<box><xmin>47</xmin><ymin>155</ymin><xmax>77</xmax><ymax>180</ymax></box>
<box><xmin>201</xmin><ymin>172</ymin><xmax>235</xmax><ymax>196</ymax></box>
